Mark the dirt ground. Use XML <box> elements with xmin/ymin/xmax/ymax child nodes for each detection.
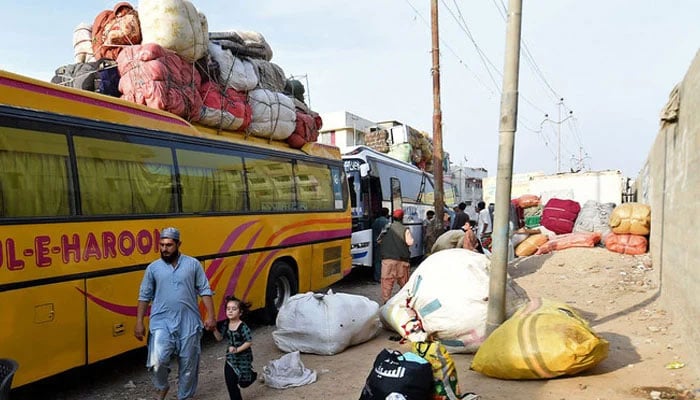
<box><xmin>12</xmin><ymin>247</ymin><xmax>700</xmax><ymax>400</ymax></box>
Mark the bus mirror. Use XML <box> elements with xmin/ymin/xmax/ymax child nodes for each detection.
<box><xmin>390</xmin><ymin>177</ymin><xmax>403</xmax><ymax>212</ymax></box>
<box><xmin>360</xmin><ymin>163</ymin><xmax>370</xmax><ymax>176</ymax></box>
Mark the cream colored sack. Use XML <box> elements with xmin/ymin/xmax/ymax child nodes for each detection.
<box><xmin>609</xmin><ymin>202</ymin><xmax>651</xmax><ymax>235</ymax></box>
<box><xmin>139</xmin><ymin>0</ymin><xmax>208</xmax><ymax>62</ymax></box>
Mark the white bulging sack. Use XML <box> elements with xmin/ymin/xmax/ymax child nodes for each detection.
<box><xmin>273</xmin><ymin>289</ymin><xmax>381</xmax><ymax>355</ymax></box>
<box><xmin>380</xmin><ymin>248</ymin><xmax>529</xmax><ymax>353</ymax></box>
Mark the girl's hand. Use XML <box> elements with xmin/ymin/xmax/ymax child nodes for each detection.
<box><xmin>228</xmin><ymin>346</ymin><xmax>235</xmax><ymax>353</ymax></box>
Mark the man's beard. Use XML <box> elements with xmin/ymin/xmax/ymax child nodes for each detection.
<box><xmin>161</xmin><ymin>251</ymin><xmax>179</xmax><ymax>264</ymax></box>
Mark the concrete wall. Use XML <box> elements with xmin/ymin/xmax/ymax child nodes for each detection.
<box><xmin>482</xmin><ymin>170</ymin><xmax>623</xmax><ymax>206</ymax></box>
<box><xmin>637</xmin><ymin>50</ymin><xmax>700</xmax><ymax>364</ymax></box>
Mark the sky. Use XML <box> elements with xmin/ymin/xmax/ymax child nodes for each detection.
<box><xmin>1</xmin><ymin>1</ymin><xmax>698</xmax><ymax>178</ymax></box>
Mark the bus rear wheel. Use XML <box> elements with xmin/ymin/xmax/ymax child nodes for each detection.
<box><xmin>263</xmin><ymin>261</ymin><xmax>298</xmax><ymax>325</ymax></box>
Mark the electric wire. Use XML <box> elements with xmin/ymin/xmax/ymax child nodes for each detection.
<box><xmin>403</xmin><ymin>0</ymin><xmax>581</xmax><ymax>171</ymax></box>
<box><xmin>401</xmin><ymin>0</ymin><xmax>498</xmax><ymax>98</ymax></box>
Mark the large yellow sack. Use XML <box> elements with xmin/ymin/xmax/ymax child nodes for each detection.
<box><xmin>609</xmin><ymin>202</ymin><xmax>651</xmax><ymax>235</ymax></box>
<box><xmin>471</xmin><ymin>298</ymin><xmax>608</xmax><ymax>379</ymax></box>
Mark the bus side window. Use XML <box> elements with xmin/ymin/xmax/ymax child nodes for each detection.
<box><xmin>176</xmin><ymin>149</ymin><xmax>246</xmax><ymax>213</ymax></box>
<box><xmin>74</xmin><ymin>136</ymin><xmax>174</xmax><ymax>215</ymax></box>
<box><xmin>0</xmin><ymin>127</ymin><xmax>71</xmax><ymax>217</ymax></box>
<box><xmin>296</xmin><ymin>162</ymin><xmax>333</xmax><ymax>211</ymax></box>
<box><xmin>246</xmin><ymin>157</ymin><xmax>294</xmax><ymax>212</ymax></box>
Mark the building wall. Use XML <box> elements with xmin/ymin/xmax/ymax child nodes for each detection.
<box><xmin>482</xmin><ymin>170</ymin><xmax>623</xmax><ymax>207</ymax></box>
<box><xmin>317</xmin><ymin>111</ymin><xmax>375</xmax><ymax>149</ymax></box>
<box><xmin>637</xmin><ymin>50</ymin><xmax>700</xmax><ymax>366</ymax></box>
<box><xmin>448</xmin><ymin>165</ymin><xmax>488</xmax><ymax>220</ymax></box>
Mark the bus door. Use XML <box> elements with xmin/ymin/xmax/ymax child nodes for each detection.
<box><xmin>365</xmin><ymin>174</ymin><xmax>382</xmax><ymax>222</ymax></box>
<box><xmin>390</xmin><ymin>177</ymin><xmax>422</xmax><ymax>259</ymax></box>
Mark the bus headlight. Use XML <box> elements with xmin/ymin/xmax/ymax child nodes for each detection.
<box><xmin>351</xmin><ymin>241</ymin><xmax>371</xmax><ymax>249</ymax></box>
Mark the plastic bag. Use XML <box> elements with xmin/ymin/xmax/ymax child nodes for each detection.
<box><xmin>359</xmin><ymin>349</ymin><xmax>433</xmax><ymax>400</ymax></box>
<box><xmin>262</xmin><ymin>351</ymin><xmax>316</xmax><ymax>389</ymax></box>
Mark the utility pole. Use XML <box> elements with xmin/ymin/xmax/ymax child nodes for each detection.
<box><xmin>431</xmin><ymin>0</ymin><xmax>445</xmax><ymax>223</ymax></box>
<box><xmin>570</xmin><ymin>146</ymin><xmax>589</xmax><ymax>172</ymax></box>
<box><xmin>541</xmin><ymin>98</ymin><xmax>573</xmax><ymax>173</ymax></box>
<box><xmin>557</xmin><ymin>98</ymin><xmax>562</xmax><ymax>172</ymax></box>
<box><xmin>486</xmin><ymin>0</ymin><xmax>522</xmax><ymax>336</ymax></box>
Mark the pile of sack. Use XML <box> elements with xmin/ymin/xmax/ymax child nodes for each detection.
<box><xmin>363</xmin><ymin>126</ymin><xmax>438</xmax><ymax>173</ymax></box>
<box><xmin>51</xmin><ymin>0</ymin><xmax>322</xmax><ymax>149</ymax></box>
<box><xmin>511</xmin><ymin>195</ymin><xmax>651</xmax><ymax>257</ymax></box>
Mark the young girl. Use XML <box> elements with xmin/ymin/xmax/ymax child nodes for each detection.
<box><xmin>213</xmin><ymin>296</ymin><xmax>257</xmax><ymax>400</ymax></box>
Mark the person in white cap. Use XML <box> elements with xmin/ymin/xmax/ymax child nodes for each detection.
<box><xmin>134</xmin><ymin>227</ymin><xmax>216</xmax><ymax>400</ymax></box>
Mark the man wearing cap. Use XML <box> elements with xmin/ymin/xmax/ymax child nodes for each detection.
<box><xmin>135</xmin><ymin>227</ymin><xmax>216</xmax><ymax>400</ymax></box>
<box><xmin>378</xmin><ymin>209</ymin><xmax>414</xmax><ymax>304</ymax></box>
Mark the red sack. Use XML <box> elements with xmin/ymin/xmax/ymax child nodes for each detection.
<box><xmin>535</xmin><ymin>232</ymin><xmax>601</xmax><ymax>255</ymax></box>
<box><xmin>286</xmin><ymin>133</ymin><xmax>307</xmax><ymax>149</ymax></box>
<box><xmin>605</xmin><ymin>233</ymin><xmax>648</xmax><ymax>255</ymax></box>
<box><xmin>199</xmin><ymin>81</ymin><xmax>252</xmax><ymax>131</ymax></box>
<box><xmin>541</xmin><ymin>198</ymin><xmax>581</xmax><ymax>234</ymax></box>
<box><xmin>518</xmin><ymin>194</ymin><xmax>540</xmax><ymax>209</ymax></box>
<box><xmin>286</xmin><ymin>111</ymin><xmax>321</xmax><ymax>149</ymax></box>
<box><xmin>117</xmin><ymin>43</ymin><xmax>202</xmax><ymax>121</ymax></box>
<box><xmin>92</xmin><ymin>2</ymin><xmax>142</xmax><ymax>60</ymax></box>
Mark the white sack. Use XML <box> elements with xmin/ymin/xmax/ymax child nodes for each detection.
<box><xmin>199</xmin><ymin>107</ymin><xmax>246</xmax><ymax>131</ymax></box>
<box><xmin>262</xmin><ymin>351</ymin><xmax>317</xmax><ymax>389</ymax></box>
<box><xmin>139</xmin><ymin>0</ymin><xmax>208</xmax><ymax>62</ymax></box>
<box><xmin>273</xmin><ymin>289</ymin><xmax>381</xmax><ymax>355</ymax></box>
<box><xmin>247</xmin><ymin>89</ymin><xmax>296</xmax><ymax>140</ymax></box>
<box><xmin>208</xmin><ymin>41</ymin><xmax>259</xmax><ymax>91</ymax></box>
<box><xmin>573</xmin><ymin>200</ymin><xmax>616</xmax><ymax>243</ymax></box>
<box><xmin>380</xmin><ymin>248</ymin><xmax>529</xmax><ymax>353</ymax></box>
<box><xmin>73</xmin><ymin>23</ymin><xmax>95</xmax><ymax>63</ymax></box>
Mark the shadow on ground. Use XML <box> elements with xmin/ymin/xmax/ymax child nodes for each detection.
<box><xmin>507</xmin><ymin>253</ymin><xmax>553</xmax><ymax>278</ymax></box>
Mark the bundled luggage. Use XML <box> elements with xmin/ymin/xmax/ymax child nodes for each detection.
<box><xmin>471</xmin><ymin>297</ymin><xmax>609</xmax><ymax>380</ymax></box>
<box><xmin>273</xmin><ymin>290</ymin><xmax>380</xmax><ymax>355</ymax></box>
<box><xmin>359</xmin><ymin>349</ymin><xmax>433</xmax><ymax>400</ymax></box>
<box><xmin>51</xmin><ymin>59</ymin><xmax>119</xmax><ymax>96</ymax></box>
<box><xmin>412</xmin><ymin>341</ymin><xmax>479</xmax><ymax>400</ymax></box>
<box><xmin>541</xmin><ymin>198</ymin><xmax>581</xmax><ymax>234</ymax></box>
<box><xmin>49</xmin><ymin>1</ymin><xmax>325</xmax><ymax>148</ymax></box>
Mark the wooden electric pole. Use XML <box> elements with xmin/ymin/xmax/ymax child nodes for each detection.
<box><xmin>431</xmin><ymin>0</ymin><xmax>445</xmax><ymax>223</ymax></box>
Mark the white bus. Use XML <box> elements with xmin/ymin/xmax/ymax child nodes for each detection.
<box><xmin>342</xmin><ymin>146</ymin><xmax>455</xmax><ymax>267</ymax></box>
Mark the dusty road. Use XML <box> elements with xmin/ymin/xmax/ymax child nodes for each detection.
<box><xmin>12</xmin><ymin>247</ymin><xmax>700</xmax><ymax>399</ymax></box>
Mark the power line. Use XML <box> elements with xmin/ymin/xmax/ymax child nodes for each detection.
<box><xmin>401</xmin><ymin>0</ymin><xmax>499</xmax><ymax>98</ymax></box>
<box><xmin>402</xmin><ymin>0</ymin><xmax>578</xmax><ymax>171</ymax></box>
<box><xmin>444</xmin><ymin>0</ymin><xmax>550</xmax><ymax>115</ymax></box>
<box><xmin>442</xmin><ymin>0</ymin><xmax>502</xmax><ymax>91</ymax></box>
<box><xmin>491</xmin><ymin>0</ymin><xmax>562</xmax><ymax>105</ymax></box>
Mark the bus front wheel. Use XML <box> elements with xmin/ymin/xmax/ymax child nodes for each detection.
<box><xmin>263</xmin><ymin>261</ymin><xmax>298</xmax><ymax>325</ymax></box>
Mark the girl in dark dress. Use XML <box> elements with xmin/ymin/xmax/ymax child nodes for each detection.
<box><xmin>213</xmin><ymin>296</ymin><xmax>257</xmax><ymax>400</ymax></box>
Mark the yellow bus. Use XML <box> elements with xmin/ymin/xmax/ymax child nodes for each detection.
<box><xmin>0</xmin><ymin>70</ymin><xmax>352</xmax><ymax>388</ymax></box>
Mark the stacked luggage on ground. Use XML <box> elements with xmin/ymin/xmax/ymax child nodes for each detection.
<box><xmin>510</xmin><ymin>193</ymin><xmax>651</xmax><ymax>257</ymax></box>
<box><xmin>50</xmin><ymin>0</ymin><xmax>322</xmax><ymax>149</ymax></box>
